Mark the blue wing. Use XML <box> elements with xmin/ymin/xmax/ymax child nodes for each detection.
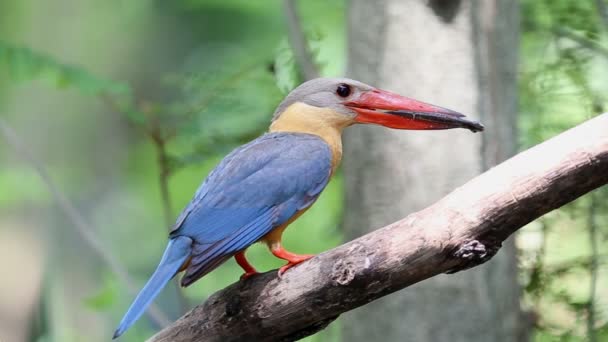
<box><xmin>170</xmin><ymin>132</ymin><xmax>332</xmax><ymax>286</ymax></box>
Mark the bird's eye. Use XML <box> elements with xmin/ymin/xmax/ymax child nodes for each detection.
<box><xmin>336</xmin><ymin>84</ymin><xmax>351</xmax><ymax>97</ymax></box>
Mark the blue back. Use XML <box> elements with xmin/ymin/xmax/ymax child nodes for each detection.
<box><xmin>170</xmin><ymin>132</ymin><xmax>332</xmax><ymax>286</ymax></box>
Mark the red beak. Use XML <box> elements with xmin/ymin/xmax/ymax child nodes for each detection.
<box><xmin>345</xmin><ymin>89</ymin><xmax>484</xmax><ymax>132</ymax></box>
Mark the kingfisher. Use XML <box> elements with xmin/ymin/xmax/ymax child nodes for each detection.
<box><xmin>113</xmin><ymin>78</ymin><xmax>483</xmax><ymax>338</ymax></box>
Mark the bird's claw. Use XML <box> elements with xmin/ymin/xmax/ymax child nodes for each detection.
<box><xmin>277</xmin><ymin>254</ymin><xmax>314</xmax><ymax>278</ymax></box>
<box><xmin>240</xmin><ymin>270</ymin><xmax>259</xmax><ymax>280</ymax></box>
<box><xmin>277</xmin><ymin>264</ymin><xmax>294</xmax><ymax>278</ymax></box>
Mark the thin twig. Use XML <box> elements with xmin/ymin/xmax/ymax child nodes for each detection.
<box><xmin>153</xmin><ymin>138</ymin><xmax>173</xmax><ymax>229</ymax></box>
<box><xmin>150</xmin><ymin>129</ymin><xmax>191</xmax><ymax>314</ymax></box>
<box><xmin>0</xmin><ymin>117</ymin><xmax>171</xmax><ymax>328</ymax></box>
<box><xmin>282</xmin><ymin>0</ymin><xmax>320</xmax><ymax>80</ymax></box>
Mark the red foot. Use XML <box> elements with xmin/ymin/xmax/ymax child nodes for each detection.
<box><xmin>235</xmin><ymin>251</ymin><xmax>259</xmax><ymax>280</ymax></box>
<box><xmin>270</xmin><ymin>245</ymin><xmax>314</xmax><ymax>277</ymax></box>
<box><xmin>240</xmin><ymin>271</ymin><xmax>258</xmax><ymax>280</ymax></box>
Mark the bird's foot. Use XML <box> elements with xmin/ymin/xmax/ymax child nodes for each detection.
<box><xmin>240</xmin><ymin>270</ymin><xmax>259</xmax><ymax>280</ymax></box>
<box><xmin>277</xmin><ymin>254</ymin><xmax>314</xmax><ymax>278</ymax></box>
<box><xmin>235</xmin><ymin>250</ymin><xmax>259</xmax><ymax>281</ymax></box>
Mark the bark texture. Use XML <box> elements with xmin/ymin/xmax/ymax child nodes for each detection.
<box><xmin>343</xmin><ymin>0</ymin><xmax>524</xmax><ymax>341</ymax></box>
<box><xmin>147</xmin><ymin>114</ymin><xmax>608</xmax><ymax>342</ymax></box>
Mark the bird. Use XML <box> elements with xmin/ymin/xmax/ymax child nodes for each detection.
<box><xmin>113</xmin><ymin>77</ymin><xmax>483</xmax><ymax>338</ymax></box>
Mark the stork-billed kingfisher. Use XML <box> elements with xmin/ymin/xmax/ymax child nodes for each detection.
<box><xmin>113</xmin><ymin>78</ymin><xmax>483</xmax><ymax>338</ymax></box>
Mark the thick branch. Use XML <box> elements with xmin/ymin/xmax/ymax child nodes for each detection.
<box><xmin>149</xmin><ymin>114</ymin><xmax>608</xmax><ymax>342</ymax></box>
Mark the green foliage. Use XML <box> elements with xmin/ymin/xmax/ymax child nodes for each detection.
<box><xmin>523</xmin><ymin>0</ymin><xmax>601</xmax><ymax>36</ymax></box>
<box><xmin>164</xmin><ymin>42</ymin><xmax>284</xmax><ymax>169</ymax></box>
<box><xmin>520</xmin><ymin>0</ymin><xmax>608</xmax><ymax>171</ymax></box>
<box><xmin>0</xmin><ymin>41</ymin><xmax>129</xmax><ymax>95</ymax></box>
<box><xmin>0</xmin><ymin>41</ymin><xmax>147</xmax><ymax>125</ymax></box>
<box><xmin>519</xmin><ymin>1</ymin><xmax>608</xmax><ymax>340</ymax></box>
<box><xmin>0</xmin><ymin>39</ymin><xmax>280</xmax><ymax>175</ymax></box>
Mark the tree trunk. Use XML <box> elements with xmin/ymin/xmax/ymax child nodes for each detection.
<box><xmin>343</xmin><ymin>1</ymin><xmax>527</xmax><ymax>341</ymax></box>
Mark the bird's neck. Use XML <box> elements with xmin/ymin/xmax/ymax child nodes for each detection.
<box><xmin>269</xmin><ymin>102</ymin><xmax>352</xmax><ymax>173</ymax></box>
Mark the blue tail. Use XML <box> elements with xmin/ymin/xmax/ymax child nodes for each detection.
<box><xmin>113</xmin><ymin>236</ymin><xmax>192</xmax><ymax>339</ymax></box>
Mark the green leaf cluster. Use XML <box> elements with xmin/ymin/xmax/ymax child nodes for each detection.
<box><xmin>520</xmin><ymin>1</ymin><xmax>608</xmax><ymax>340</ymax></box>
<box><xmin>0</xmin><ymin>41</ymin><xmax>129</xmax><ymax>96</ymax></box>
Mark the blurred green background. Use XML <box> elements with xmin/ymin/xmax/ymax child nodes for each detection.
<box><xmin>0</xmin><ymin>0</ymin><xmax>607</xmax><ymax>341</ymax></box>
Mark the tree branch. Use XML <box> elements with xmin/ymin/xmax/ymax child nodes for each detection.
<box><xmin>148</xmin><ymin>114</ymin><xmax>608</xmax><ymax>342</ymax></box>
<box><xmin>0</xmin><ymin>118</ymin><xmax>171</xmax><ymax>328</ymax></box>
<box><xmin>282</xmin><ymin>0</ymin><xmax>320</xmax><ymax>80</ymax></box>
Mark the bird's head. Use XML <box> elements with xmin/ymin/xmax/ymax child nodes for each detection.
<box><xmin>271</xmin><ymin>77</ymin><xmax>483</xmax><ymax>132</ymax></box>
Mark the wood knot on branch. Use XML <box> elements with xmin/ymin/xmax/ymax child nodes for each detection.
<box><xmin>455</xmin><ymin>239</ymin><xmax>488</xmax><ymax>259</ymax></box>
<box><xmin>331</xmin><ymin>259</ymin><xmax>356</xmax><ymax>285</ymax></box>
<box><xmin>445</xmin><ymin>239</ymin><xmax>501</xmax><ymax>274</ymax></box>
<box><xmin>330</xmin><ymin>243</ymin><xmax>371</xmax><ymax>286</ymax></box>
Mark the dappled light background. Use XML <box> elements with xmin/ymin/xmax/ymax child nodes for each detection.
<box><xmin>0</xmin><ymin>0</ymin><xmax>607</xmax><ymax>341</ymax></box>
